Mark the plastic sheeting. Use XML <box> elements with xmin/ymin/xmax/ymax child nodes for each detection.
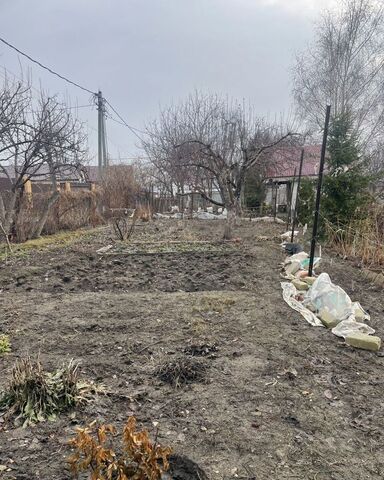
<box><xmin>282</xmin><ymin>272</ymin><xmax>374</xmax><ymax>339</ymax></box>
<box><xmin>281</xmin><ymin>282</ymin><xmax>324</xmax><ymax>327</ymax></box>
<box><xmin>332</xmin><ymin>320</ymin><xmax>375</xmax><ymax>338</ymax></box>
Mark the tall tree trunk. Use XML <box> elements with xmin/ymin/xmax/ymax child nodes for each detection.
<box><xmin>0</xmin><ymin>193</ymin><xmax>6</xmax><ymax>225</ymax></box>
<box><xmin>31</xmin><ymin>189</ymin><xmax>60</xmax><ymax>239</ymax></box>
<box><xmin>223</xmin><ymin>204</ymin><xmax>236</xmax><ymax>240</ymax></box>
<box><xmin>3</xmin><ymin>189</ymin><xmax>19</xmax><ymax>239</ymax></box>
<box><xmin>223</xmin><ymin>189</ymin><xmax>243</xmax><ymax>240</ymax></box>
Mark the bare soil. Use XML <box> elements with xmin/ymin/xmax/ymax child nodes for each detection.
<box><xmin>0</xmin><ymin>219</ymin><xmax>383</xmax><ymax>480</ymax></box>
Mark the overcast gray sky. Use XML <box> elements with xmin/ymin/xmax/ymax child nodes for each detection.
<box><xmin>0</xmin><ymin>0</ymin><xmax>335</xmax><ymax>163</ymax></box>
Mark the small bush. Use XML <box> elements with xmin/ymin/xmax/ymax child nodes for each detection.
<box><xmin>0</xmin><ymin>334</ymin><xmax>11</xmax><ymax>354</ymax></box>
<box><xmin>0</xmin><ymin>357</ymin><xmax>99</xmax><ymax>426</ymax></box>
<box><xmin>68</xmin><ymin>416</ymin><xmax>172</xmax><ymax>480</ymax></box>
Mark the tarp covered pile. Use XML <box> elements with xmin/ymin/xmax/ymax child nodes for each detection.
<box><xmin>281</xmin><ymin>251</ymin><xmax>381</xmax><ymax>352</ymax></box>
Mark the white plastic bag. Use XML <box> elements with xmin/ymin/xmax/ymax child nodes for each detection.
<box><xmin>309</xmin><ymin>273</ymin><xmax>353</xmax><ymax>321</ymax></box>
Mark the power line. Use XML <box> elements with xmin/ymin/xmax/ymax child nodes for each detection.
<box><xmin>0</xmin><ymin>35</ymin><xmax>96</xmax><ymax>95</ymax></box>
<box><xmin>86</xmin><ymin>121</ymin><xmax>134</xmax><ymax>157</ymax></box>
<box><xmin>104</xmin><ymin>99</ymin><xmax>146</xmax><ymax>141</ymax></box>
<box><xmin>0</xmin><ymin>36</ymin><xmax>144</xmax><ymax>158</ymax></box>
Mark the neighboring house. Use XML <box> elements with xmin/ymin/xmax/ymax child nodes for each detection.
<box><xmin>0</xmin><ymin>164</ymin><xmax>99</xmax><ymax>193</ymax></box>
<box><xmin>263</xmin><ymin>145</ymin><xmax>323</xmax><ymax>213</ymax></box>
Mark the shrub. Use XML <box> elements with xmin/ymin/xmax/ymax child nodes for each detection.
<box><xmin>14</xmin><ymin>190</ymin><xmax>103</xmax><ymax>242</ymax></box>
<box><xmin>68</xmin><ymin>416</ymin><xmax>172</xmax><ymax>480</ymax></box>
<box><xmin>0</xmin><ymin>357</ymin><xmax>99</xmax><ymax>426</ymax></box>
<box><xmin>297</xmin><ymin>178</ymin><xmax>316</xmax><ymax>227</ymax></box>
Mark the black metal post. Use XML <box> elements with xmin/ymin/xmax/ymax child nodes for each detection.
<box><xmin>290</xmin><ymin>148</ymin><xmax>305</xmax><ymax>242</ymax></box>
<box><xmin>308</xmin><ymin>105</ymin><xmax>331</xmax><ymax>276</ymax></box>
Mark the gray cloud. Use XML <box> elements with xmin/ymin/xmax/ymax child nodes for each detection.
<box><xmin>0</xmin><ymin>0</ymin><xmax>327</xmax><ymax>161</ymax></box>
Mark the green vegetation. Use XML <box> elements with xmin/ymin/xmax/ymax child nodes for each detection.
<box><xmin>0</xmin><ymin>334</ymin><xmax>11</xmax><ymax>354</ymax></box>
<box><xmin>297</xmin><ymin>178</ymin><xmax>316</xmax><ymax>227</ymax></box>
<box><xmin>322</xmin><ymin>114</ymin><xmax>372</xmax><ymax>230</ymax></box>
<box><xmin>244</xmin><ymin>169</ymin><xmax>266</xmax><ymax>208</ymax></box>
<box><xmin>298</xmin><ymin>114</ymin><xmax>372</xmax><ymax>235</ymax></box>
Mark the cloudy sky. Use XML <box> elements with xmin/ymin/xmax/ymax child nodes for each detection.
<box><xmin>0</xmin><ymin>0</ymin><xmax>336</xmax><ymax>162</ymax></box>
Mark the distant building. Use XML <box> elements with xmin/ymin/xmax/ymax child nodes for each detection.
<box><xmin>0</xmin><ymin>164</ymin><xmax>99</xmax><ymax>193</ymax></box>
<box><xmin>263</xmin><ymin>145</ymin><xmax>323</xmax><ymax>213</ymax></box>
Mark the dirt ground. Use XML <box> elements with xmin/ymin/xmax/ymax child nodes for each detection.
<box><xmin>0</xmin><ymin>219</ymin><xmax>383</xmax><ymax>480</ymax></box>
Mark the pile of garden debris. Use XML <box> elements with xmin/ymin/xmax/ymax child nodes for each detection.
<box><xmin>281</xmin><ymin>251</ymin><xmax>381</xmax><ymax>352</ymax></box>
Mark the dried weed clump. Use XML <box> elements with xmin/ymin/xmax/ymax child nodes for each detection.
<box><xmin>68</xmin><ymin>416</ymin><xmax>172</xmax><ymax>480</ymax></box>
<box><xmin>0</xmin><ymin>357</ymin><xmax>100</xmax><ymax>426</ymax></box>
<box><xmin>154</xmin><ymin>355</ymin><xmax>208</xmax><ymax>387</ymax></box>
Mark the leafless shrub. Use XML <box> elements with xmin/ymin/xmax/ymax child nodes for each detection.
<box><xmin>100</xmin><ymin>164</ymin><xmax>139</xmax><ymax>210</ymax></box>
<box><xmin>112</xmin><ymin>213</ymin><xmax>136</xmax><ymax>241</ymax></box>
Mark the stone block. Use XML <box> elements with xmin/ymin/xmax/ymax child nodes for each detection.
<box><xmin>346</xmin><ymin>333</ymin><xmax>381</xmax><ymax>352</ymax></box>
<box><xmin>292</xmin><ymin>279</ymin><xmax>309</xmax><ymax>291</ymax></box>
<box><xmin>319</xmin><ymin>308</ymin><xmax>339</xmax><ymax>329</ymax></box>
<box><xmin>353</xmin><ymin>304</ymin><xmax>366</xmax><ymax>322</ymax></box>
<box><xmin>286</xmin><ymin>261</ymin><xmax>301</xmax><ymax>275</ymax></box>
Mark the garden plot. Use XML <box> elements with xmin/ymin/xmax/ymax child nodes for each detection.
<box><xmin>0</xmin><ymin>220</ymin><xmax>384</xmax><ymax>480</ymax></box>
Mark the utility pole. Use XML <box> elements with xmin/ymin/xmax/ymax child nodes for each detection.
<box><xmin>308</xmin><ymin>105</ymin><xmax>331</xmax><ymax>277</ymax></box>
<box><xmin>97</xmin><ymin>91</ymin><xmax>108</xmax><ymax>176</ymax></box>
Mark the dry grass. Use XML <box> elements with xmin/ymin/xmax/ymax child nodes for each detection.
<box><xmin>192</xmin><ymin>294</ymin><xmax>236</xmax><ymax>315</ymax></box>
<box><xmin>14</xmin><ymin>190</ymin><xmax>103</xmax><ymax>242</ymax></box>
<box><xmin>325</xmin><ymin>206</ymin><xmax>384</xmax><ymax>269</ymax></box>
<box><xmin>0</xmin><ymin>227</ymin><xmax>100</xmax><ymax>261</ymax></box>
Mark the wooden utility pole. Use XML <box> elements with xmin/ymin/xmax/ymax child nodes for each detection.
<box><xmin>308</xmin><ymin>105</ymin><xmax>331</xmax><ymax>277</ymax></box>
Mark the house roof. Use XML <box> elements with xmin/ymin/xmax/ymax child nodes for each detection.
<box><xmin>265</xmin><ymin>145</ymin><xmax>325</xmax><ymax>179</ymax></box>
<box><xmin>0</xmin><ymin>164</ymin><xmax>95</xmax><ymax>183</ymax></box>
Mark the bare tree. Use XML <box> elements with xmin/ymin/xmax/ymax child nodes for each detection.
<box><xmin>31</xmin><ymin>94</ymin><xmax>87</xmax><ymax>238</ymax></box>
<box><xmin>143</xmin><ymin>92</ymin><xmax>298</xmax><ymax>238</ymax></box>
<box><xmin>293</xmin><ymin>0</ymin><xmax>384</xmax><ymax>148</ymax></box>
<box><xmin>0</xmin><ymin>79</ymin><xmax>87</xmax><ymax>241</ymax></box>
